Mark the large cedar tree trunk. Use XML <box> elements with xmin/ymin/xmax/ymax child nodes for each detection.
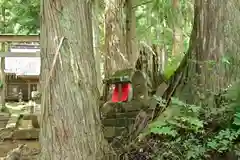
<box><xmin>177</xmin><ymin>0</ymin><xmax>226</xmax><ymax>103</ymax></box>
<box><xmin>171</xmin><ymin>0</ymin><xmax>183</xmax><ymax>56</ymax></box>
<box><xmin>125</xmin><ymin>0</ymin><xmax>137</xmax><ymax>66</ymax></box>
<box><xmin>92</xmin><ymin>0</ymin><xmax>102</xmax><ymax>93</ymax></box>
<box><xmin>0</xmin><ymin>7</ymin><xmax>6</xmax><ymax>107</ymax></box>
<box><xmin>40</xmin><ymin>1</ymin><xmax>106</xmax><ymax>159</ymax></box>
<box><xmin>104</xmin><ymin>0</ymin><xmax>127</xmax><ymax>77</ymax></box>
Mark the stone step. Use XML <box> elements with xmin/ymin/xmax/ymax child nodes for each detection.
<box><xmin>6</xmin><ymin>114</ymin><xmax>20</xmax><ymax>128</ymax></box>
<box><xmin>0</xmin><ymin>113</ymin><xmax>10</xmax><ymax>129</ymax></box>
<box><xmin>0</xmin><ymin>117</ymin><xmax>8</xmax><ymax>119</ymax></box>
<box><xmin>0</xmin><ymin>113</ymin><xmax>10</xmax><ymax>118</ymax></box>
<box><xmin>21</xmin><ymin>114</ymin><xmax>40</xmax><ymax>128</ymax></box>
<box><xmin>0</xmin><ymin>128</ymin><xmax>40</xmax><ymax>140</ymax></box>
<box><xmin>0</xmin><ymin>128</ymin><xmax>14</xmax><ymax>140</ymax></box>
<box><xmin>12</xmin><ymin>128</ymin><xmax>39</xmax><ymax>140</ymax></box>
<box><xmin>0</xmin><ymin>123</ymin><xmax>7</xmax><ymax>129</ymax></box>
<box><xmin>34</xmin><ymin>104</ymin><xmax>41</xmax><ymax>113</ymax></box>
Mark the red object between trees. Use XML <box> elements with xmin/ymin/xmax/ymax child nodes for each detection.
<box><xmin>111</xmin><ymin>83</ymin><xmax>131</xmax><ymax>102</ymax></box>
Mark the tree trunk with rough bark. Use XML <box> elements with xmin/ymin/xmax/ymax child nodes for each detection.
<box><xmin>125</xmin><ymin>0</ymin><xmax>137</xmax><ymax>66</ymax></box>
<box><xmin>176</xmin><ymin>0</ymin><xmax>227</xmax><ymax>103</ymax></box>
<box><xmin>40</xmin><ymin>1</ymin><xmax>107</xmax><ymax>159</ymax></box>
<box><xmin>104</xmin><ymin>0</ymin><xmax>128</xmax><ymax>77</ymax></box>
<box><xmin>0</xmin><ymin>7</ymin><xmax>6</xmax><ymax>108</ymax></box>
<box><xmin>171</xmin><ymin>0</ymin><xmax>181</xmax><ymax>56</ymax></box>
<box><xmin>92</xmin><ymin>0</ymin><xmax>102</xmax><ymax>93</ymax></box>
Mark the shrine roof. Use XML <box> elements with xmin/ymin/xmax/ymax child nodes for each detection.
<box><xmin>4</xmin><ymin>45</ymin><xmax>40</xmax><ymax>76</ymax></box>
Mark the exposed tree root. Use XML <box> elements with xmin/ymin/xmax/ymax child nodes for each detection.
<box><xmin>0</xmin><ymin>144</ymin><xmax>25</xmax><ymax>160</ymax></box>
<box><xmin>0</xmin><ymin>143</ymin><xmax>40</xmax><ymax>160</ymax></box>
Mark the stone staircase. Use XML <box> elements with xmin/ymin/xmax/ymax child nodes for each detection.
<box><xmin>5</xmin><ymin>114</ymin><xmax>19</xmax><ymax>128</ymax></box>
<box><xmin>0</xmin><ymin>102</ymin><xmax>41</xmax><ymax>140</ymax></box>
<box><xmin>0</xmin><ymin>113</ymin><xmax>10</xmax><ymax>129</ymax></box>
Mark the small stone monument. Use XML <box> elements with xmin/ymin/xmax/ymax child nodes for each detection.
<box><xmin>31</xmin><ymin>87</ymin><xmax>41</xmax><ymax>104</ymax></box>
<box><xmin>18</xmin><ymin>89</ymin><xmax>23</xmax><ymax>103</ymax></box>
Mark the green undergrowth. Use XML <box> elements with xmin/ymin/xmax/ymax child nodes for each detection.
<box><xmin>137</xmin><ymin>82</ymin><xmax>240</xmax><ymax>160</ymax></box>
<box><xmin>164</xmin><ymin>54</ymin><xmax>185</xmax><ymax>80</ymax></box>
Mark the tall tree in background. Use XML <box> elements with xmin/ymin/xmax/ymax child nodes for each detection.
<box><xmin>40</xmin><ymin>0</ymin><xmax>105</xmax><ymax>159</ymax></box>
<box><xmin>104</xmin><ymin>0</ymin><xmax>126</xmax><ymax>77</ymax></box>
<box><xmin>0</xmin><ymin>7</ymin><xmax>6</xmax><ymax>107</ymax></box>
<box><xmin>171</xmin><ymin>0</ymin><xmax>183</xmax><ymax>56</ymax></box>
<box><xmin>104</xmin><ymin>0</ymin><xmax>137</xmax><ymax>77</ymax></box>
<box><xmin>125</xmin><ymin>0</ymin><xmax>138</xmax><ymax>66</ymax></box>
<box><xmin>177</xmin><ymin>0</ymin><xmax>240</xmax><ymax>103</ymax></box>
<box><xmin>92</xmin><ymin>0</ymin><xmax>102</xmax><ymax>93</ymax></box>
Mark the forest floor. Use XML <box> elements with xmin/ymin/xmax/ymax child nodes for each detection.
<box><xmin>0</xmin><ymin>140</ymin><xmax>40</xmax><ymax>158</ymax></box>
<box><xmin>0</xmin><ymin>102</ymin><xmax>40</xmax><ymax>159</ymax></box>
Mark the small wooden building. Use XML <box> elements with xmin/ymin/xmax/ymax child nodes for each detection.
<box><xmin>5</xmin><ymin>74</ymin><xmax>39</xmax><ymax>101</ymax></box>
<box><xmin>4</xmin><ymin>44</ymin><xmax>40</xmax><ymax>101</ymax></box>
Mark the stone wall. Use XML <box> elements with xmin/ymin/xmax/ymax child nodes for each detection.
<box><xmin>102</xmin><ymin>111</ymin><xmax>139</xmax><ymax>141</ymax></box>
<box><xmin>101</xmin><ymin>107</ymin><xmax>154</xmax><ymax>147</ymax></box>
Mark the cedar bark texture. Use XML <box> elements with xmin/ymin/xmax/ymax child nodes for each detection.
<box><xmin>39</xmin><ymin>1</ymin><xmax>106</xmax><ymax>159</ymax></box>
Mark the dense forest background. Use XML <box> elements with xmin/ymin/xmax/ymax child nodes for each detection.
<box><xmin>1</xmin><ymin>0</ymin><xmax>240</xmax><ymax>159</ymax></box>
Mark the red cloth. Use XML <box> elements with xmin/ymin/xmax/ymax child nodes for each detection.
<box><xmin>111</xmin><ymin>83</ymin><xmax>131</xmax><ymax>102</ymax></box>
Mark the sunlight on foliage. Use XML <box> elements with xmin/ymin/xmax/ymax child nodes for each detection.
<box><xmin>139</xmin><ymin>87</ymin><xmax>240</xmax><ymax>159</ymax></box>
<box><xmin>1</xmin><ymin>0</ymin><xmax>39</xmax><ymax>34</ymax></box>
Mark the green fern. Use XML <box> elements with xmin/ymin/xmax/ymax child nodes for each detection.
<box><xmin>150</xmin><ymin>126</ymin><xmax>178</xmax><ymax>137</ymax></box>
<box><xmin>207</xmin><ymin>129</ymin><xmax>240</xmax><ymax>153</ymax></box>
